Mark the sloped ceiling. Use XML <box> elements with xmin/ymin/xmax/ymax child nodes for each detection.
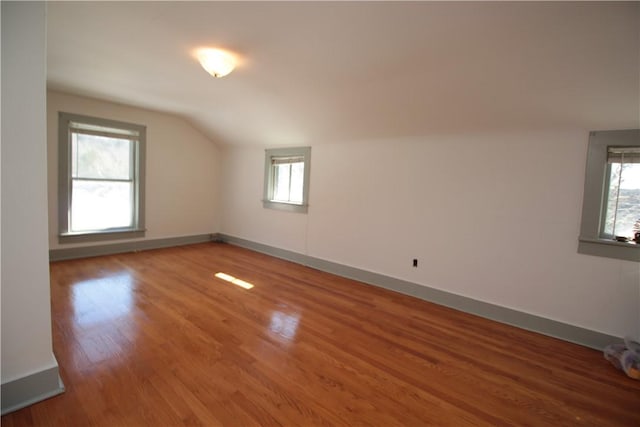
<box><xmin>47</xmin><ymin>1</ymin><xmax>639</xmax><ymax>146</ymax></box>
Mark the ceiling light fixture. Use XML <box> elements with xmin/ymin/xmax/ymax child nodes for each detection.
<box><xmin>196</xmin><ymin>48</ymin><xmax>236</xmax><ymax>78</ymax></box>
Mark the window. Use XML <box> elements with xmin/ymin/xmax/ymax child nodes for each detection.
<box><xmin>58</xmin><ymin>112</ymin><xmax>146</xmax><ymax>243</ymax></box>
<box><xmin>602</xmin><ymin>147</ymin><xmax>640</xmax><ymax>239</ymax></box>
<box><xmin>578</xmin><ymin>130</ymin><xmax>639</xmax><ymax>262</ymax></box>
<box><xmin>263</xmin><ymin>147</ymin><xmax>311</xmax><ymax>213</ymax></box>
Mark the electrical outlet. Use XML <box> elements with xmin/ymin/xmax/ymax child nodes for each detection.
<box><xmin>413</xmin><ymin>259</ymin><xmax>418</xmax><ymax>267</ymax></box>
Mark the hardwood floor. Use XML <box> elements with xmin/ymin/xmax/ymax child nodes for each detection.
<box><xmin>2</xmin><ymin>242</ymin><xmax>639</xmax><ymax>426</ymax></box>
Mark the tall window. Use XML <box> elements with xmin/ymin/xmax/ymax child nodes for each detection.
<box><xmin>263</xmin><ymin>147</ymin><xmax>311</xmax><ymax>213</ymax></box>
<box><xmin>59</xmin><ymin>112</ymin><xmax>146</xmax><ymax>243</ymax></box>
<box><xmin>578</xmin><ymin>130</ymin><xmax>639</xmax><ymax>262</ymax></box>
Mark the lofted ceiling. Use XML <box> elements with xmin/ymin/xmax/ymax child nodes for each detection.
<box><xmin>47</xmin><ymin>1</ymin><xmax>639</xmax><ymax>147</ymax></box>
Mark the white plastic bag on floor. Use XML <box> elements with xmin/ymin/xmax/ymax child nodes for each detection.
<box><xmin>604</xmin><ymin>337</ymin><xmax>640</xmax><ymax>380</ymax></box>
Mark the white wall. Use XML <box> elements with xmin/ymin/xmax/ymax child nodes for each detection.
<box><xmin>220</xmin><ymin>131</ymin><xmax>640</xmax><ymax>340</ymax></box>
<box><xmin>47</xmin><ymin>91</ymin><xmax>221</xmax><ymax>250</ymax></box>
<box><xmin>1</xmin><ymin>1</ymin><xmax>59</xmax><ymax>383</ymax></box>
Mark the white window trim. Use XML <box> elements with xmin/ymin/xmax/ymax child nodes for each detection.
<box><xmin>578</xmin><ymin>129</ymin><xmax>639</xmax><ymax>262</ymax></box>
<box><xmin>263</xmin><ymin>147</ymin><xmax>311</xmax><ymax>213</ymax></box>
<box><xmin>58</xmin><ymin>112</ymin><xmax>146</xmax><ymax>244</ymax></box>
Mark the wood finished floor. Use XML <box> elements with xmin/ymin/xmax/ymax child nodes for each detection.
<box><xmin>2</xmin><ymin>242</ymin><xmax>639</xmax><ymax>426</ymax></box>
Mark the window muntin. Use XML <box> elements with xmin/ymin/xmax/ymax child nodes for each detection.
<box><xmin>263</xmin><ymin>147</ymin><xmax>310</xmax><ymax>213</ymax></box>
<box><xmin>59</xmin><ymin>112</ymin><xmax>146</xmax><ymax>242</ymax></box>
<box><xmin>601</xmin><ymin>147</ymin><xmax>640</xmax><ymax>240</ymax></box>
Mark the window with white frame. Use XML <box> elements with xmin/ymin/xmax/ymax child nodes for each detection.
<box><xmin>263</xmin><ymin>147</ymin><xmax>311</xmax><ymax>213</ymax></box>
<box><xmin>58</xmin><ymin>112</ymin><xmax>146</xmax><ymax>243</ymax></box>
<box><xmin>578</xmin><ymin>130</ymin><xmax>639</xmax><ymax>262</ymax></box>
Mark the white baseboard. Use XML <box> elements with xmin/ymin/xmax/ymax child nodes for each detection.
<box><xmin>49</xmin><ymin>233</ymin><xmax>215</xmax><ymax>261</ymax></box>
<box><xmin>1</xmin><ymin>366</ymin><xmax>65</xmax><ymax>415</ymax></box>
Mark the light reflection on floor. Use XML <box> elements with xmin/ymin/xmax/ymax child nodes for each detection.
<box><xmin>268</xmin><ymin>311</ymin><xmax>300</xmax><ymax>341</ymax></box>
<box><xmin>68</xmin><ymin>271</ymin><xmax>139</xmax><ymax>368</ymax></box>
<box><xmin>214</xmin><ymin>272</ymin><xmax>254</xmax><ymax>289</ymax></box>
<box><xmin>71</xmin><ymin>272</ymin><xmax>135</xmax><ymax>327</ymax></box>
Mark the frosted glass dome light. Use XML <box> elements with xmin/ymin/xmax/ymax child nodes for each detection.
<box><xmin>196</xmin><ymin>48</ymin><xmax>236</xmax><ymax>78</ymax></box>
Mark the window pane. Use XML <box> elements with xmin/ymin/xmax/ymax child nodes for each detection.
<box><xmin>72</xmin><ymin>133</ymin><xmax>131</xmax><ymax>179</ymax></box>
<box><xmin>272</xmin><ymin>162</ymin><xmax>305</xmax><ymax>204</ymax></box>
<box><xmin>603</xmin><ymin>163</ymin><xmax>640</xmax><ymax>238</ymax></box>
<box><xmin>289</xmin><ymin>162</ymin><xmax>304</xmax><ymax>203</ymax></box>
<box><xmin>71</xmin><ymin>180</ymin><xmax>133</xmax><ymax>231</ymax></box>
<box><xmin>273</xmin><ymin>163</ymin><xmax>291</xmax><ymax>202</ymax></box>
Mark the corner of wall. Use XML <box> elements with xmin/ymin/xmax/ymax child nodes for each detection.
<box><xmin>1</xmin><ymin>367</ymin><xmax>65</xmax><ymax>415</ymax></box>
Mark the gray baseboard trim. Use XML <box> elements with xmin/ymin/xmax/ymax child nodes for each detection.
<box><xmin>49</xmin><ymin>233</ymin><xmax>215</xmax><ymax>262</ymax></box>
<box><xmin>1</xmin><ymin>366</ymin><xmax>65</xmax><ymax>415</ymax></box>
<box><xmin>217</xmin><ymin>233</ymin><xmax>619</xmax><ymax>351</ymax></box>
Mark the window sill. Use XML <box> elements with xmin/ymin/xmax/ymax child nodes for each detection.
<box><xmin>262</xmin><ymin>200</ymin><xmax>308</xmax><ymax>213</ymax></box>
<box><xmin>59</xmin><ymin>228</ymin><xmax>146</xmax><ymax>244</ymax></box>
<box><xmin>578</xmin><ymin>237</ymin><xmax>639</xmax><ymax>262</ymax></box>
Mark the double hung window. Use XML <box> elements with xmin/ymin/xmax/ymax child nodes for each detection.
<box><xmin>58</xmin><ymin>112</ymin><xmax>146</xmax><ymax>242</ymax></box>
<box><xmin>263</xmin><ymin>147</ymin><xmax>311</xmax><ymax>213</ymax></box>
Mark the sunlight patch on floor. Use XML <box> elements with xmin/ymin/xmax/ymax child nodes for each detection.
<box><xmin>214</xmin><ymin>272</ymin><xmax>254</xmax><ymax>289</ymax></box>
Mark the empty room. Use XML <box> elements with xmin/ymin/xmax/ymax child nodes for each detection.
<box><xmin>2</xmin><ymin>1</ymin><xmax>639</xmax><ymax>425</ymax></box>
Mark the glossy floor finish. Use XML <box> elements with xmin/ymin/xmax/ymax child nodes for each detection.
<box><xmin>3</xmin><ymin>243</ymin><xmax>639</xmax><ymax>426</ymax></box>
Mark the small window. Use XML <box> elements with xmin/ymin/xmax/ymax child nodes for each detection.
<box><xmin>263</xmin><ymin>147</ymin><xmax>311</xmax><ymax>213</ymax></box>
<box><xmin>58</xmin><ymin>112</ymin><xmax>146</xmax><ymax>243</ymax></box>
<box><xmin>578</xmin><ymin>130</ymin><xmax>639</xmax><ymax>262</ymax></box>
